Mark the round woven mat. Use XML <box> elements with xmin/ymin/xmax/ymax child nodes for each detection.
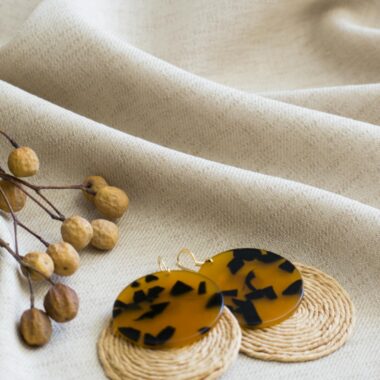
<box><xmin>240</xmin><ymin>263</ymin><xmax>355</xmax><ymax>362</ymax></box>
<box><xmin>98</xmin><ymin>307</ymin><xmax>241</xmax><ymax>380</ymax></box>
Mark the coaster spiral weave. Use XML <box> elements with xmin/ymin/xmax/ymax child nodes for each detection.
<box><xmin>98</xmin><ymin>307</ymin><xmax>241</xmax><ymax>380</ymax></box>
<box><xmin>240</xmin><ymin>263</ymin><xmax>355</xmax><ymax>362</ymax></box>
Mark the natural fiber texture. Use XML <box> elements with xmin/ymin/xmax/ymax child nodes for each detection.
<box><xmin>241</xmin><ymin>263</ymin><xmax>355</xmax><ymax>362</ymax></box>
<box><xmin>97</xmin><ymin>308</ymin><xmax>241</xmax><ymax>380</ymax></box>
<box><xmin>0</xmin><ymin>0</ymin><xmax>380</xmax><ymax>379</ymax></box>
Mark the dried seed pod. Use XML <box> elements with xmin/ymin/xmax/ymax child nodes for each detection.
<box><xmin>94</xmin><ymin>186</ymin><xmax>129</xmax><ymax>219</ymax></box>
<box><xmin>82</xmin><ymin>175</ymin><xmax>108</xmax><ymax>202</ymax></box>
<box><xmin>19</xmin><ymin>308</ymin><xmax>52</xmax><ymax>347</ymax></box>
<box><xmin>8</xmin><ymin>146</ymin><xmax>40</xmax><ymax>177</ymax></box>
<box><xmin>44</xmin><ymin>283</ymin><xmax>79</xmax><ymax>323</ymax></box>
<box><xmin>61</xmin><ymin>216</ymin><xmax>93</xmax><ymax>251</ymax></box>
<box><xmin>47</xmin><ymin>242</ymin><xmax>80</xmax><ymax>276</ymax></box>
<box><xmin>0</xmin><ymin>180</ymin><xmax>27</xmax><ymax>212</ymax></box>
<box><xmin>22</xmin><ymin>252</ymin><xmax>54</xmax><ymax>281</ymax></box>
<box><xmin>90</xmin><ymin>219</ymin><xmax>119</xmax><ymax>250</ymax></box>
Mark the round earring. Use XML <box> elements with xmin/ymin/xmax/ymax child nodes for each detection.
<box><xmin>177</xmin><ymin>248</ymin><xmax>303</xmax><ymax>329</ymax></box>
<box><xmin>112</xmin><ymin>256</ymin><xmax>224</xmax><ymax>349</ymax></box>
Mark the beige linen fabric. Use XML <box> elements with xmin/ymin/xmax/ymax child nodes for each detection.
<box><xmin>0</xmin><ymin>0</ymin><xmax>379</xmax><ymax>379</ymax></box>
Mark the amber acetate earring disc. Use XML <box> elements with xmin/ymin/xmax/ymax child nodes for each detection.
<box><xmin>199</xmin><ymin>248</ymin><xmax>303</xmax><ymax>329</ymax></box>
<box><xmin>112</xmin><ymin>270</ymin><xmax>224</xmax><ymax>349</ymax></box>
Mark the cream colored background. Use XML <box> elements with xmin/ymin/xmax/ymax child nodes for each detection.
<box><xmin>0</xmin><ymin>0</ymin><xmax>379</xmax><ymax>379</ymax></box>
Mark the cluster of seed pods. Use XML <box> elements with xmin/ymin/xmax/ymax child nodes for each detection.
<box><xmin>0</xmin><ymin>131</ymin><xmax>129</xmax><ymax>347</ymax></box>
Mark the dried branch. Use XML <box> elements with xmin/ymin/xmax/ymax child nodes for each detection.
<box><xmin>0</xmin><ymin>130</ymin><xmax>19</xmax><ymax>148</ymax></box>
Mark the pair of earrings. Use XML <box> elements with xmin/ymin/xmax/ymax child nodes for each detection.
<box><xmin>112</xmin><ymin>248</ymin><xmax>304</xmax><ymax>349</ymax></box>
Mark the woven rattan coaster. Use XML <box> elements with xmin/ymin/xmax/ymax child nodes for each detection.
<box><xmin>98</xmin><ymin>307</ymin><xmax>241</xmax><ymax>380</ymax></box>
<box><xmin>240</xmin><ymin>263</ymin><xmax>355</xmax><ymax>362</ymax></box>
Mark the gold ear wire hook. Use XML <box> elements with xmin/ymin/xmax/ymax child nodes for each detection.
<box><xmin>158</xmin><ymin>256</ymin><xmax>171</xmax><ymax>272</ymax></box>
<box><xmin>176</xmin><ymin>248</ymin><xmax>213</xmax><ymax>271</ymax></box>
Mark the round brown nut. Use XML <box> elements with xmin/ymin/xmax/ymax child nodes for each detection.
<box><xmin>91</xmin><ymin>219</ymin><xmax>119</xmax><ymax>250</ymax></box>
<box><xmin>94</xmin><ymin>186</ymin><xmax>129</xmax><ymax>219</ymax></box>
<box><xmin>8</xmin><ymin>146</ymin><xmax>40</xmax><ymax>177</ymax></box>
<box><xmin>0</xmin><ymin>180</ymin><xmax>27</xmax><ymax>212</ymax></box>
<box><xmin>44</xmin><ymin>283</ymin><xmax>79</xmax><ymax>323</ymax></box>
<box><xmin>19</xmin><ymin>308</ymin><xmax>52</xmax><ymax>347</ymax></box>
<box><xmin>61</xmin><ymin>216</ymin><xmax>93</xmax><ymax>251</ymax></box>
<box><xmin>47</xmin><ymin>242</ymin><xmax>80</xmax><ymax>276</ymax></box>
<box><xmin>22</xmin><ymin>252</ymin><xmax>54</xmax><ymax>281</ymax></box>
<box><xmin>82</xmin><ymin>176</ymin><xmax>108</xmax><ymax>202</ymax></box>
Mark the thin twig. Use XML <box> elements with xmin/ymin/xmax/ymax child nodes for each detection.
<box><xmin>0</xmin><ymin>172</ymin><xmax>95</xmax><ymax>194</ymax></box>
<box><xmin>0</xmin><ymin>183</ymin><xmax>50</xmax><ymax>247</ymax></box>
<box><xmin>0</xmin><ymin>171</ymin><xmax>100</xmax><ymax>220</ymax></box>
<box><xmin>0</xmin><ymin>187</ymin><xmax>40</xmax><ymax>305</ymax></box>
<box><xmin>34</xmin><ymin>184</ymin><xmax>88</xmax><ymax>191</ymax></box>
<box><xmin>18</xmin><ymin>220</ymin><xmax>49</xmax><ymax>247</ymax></box>
<box><xmin>0</xmin><ymin>238</ymin><xmax>22</xmax><ymax>261</ymax></box>
<box><xmin>0</xmin><ymin>172</ymin><xmax>65</xmax><ymax>220</ymax></box>
<box><xmin>8</xmin><ymin>179</ymin><xmax>65</xmax><ymax>221</ymax></box>
<box><xmin>35</xmin><ymin>189</ymin><xmax>65</xmax><ymax>220</ymax></box>
<box><xmin>37</xmin><ymin>184</ymin><xmax>96</xmax><ymax>196</ymax></box>
<box><xmin>0</xmin><ymin>171</ymin><xmax>96</xmax><ymax>221</ymax></box>
<box><xmin>0</xmin><ymin>238</ymin><xmax>54</xmax><ymax>285</ymax></box>
<box><xmin>0</xmin><ymin>130</ymin><xmax>19</xmax><ymax>148</ymax></box>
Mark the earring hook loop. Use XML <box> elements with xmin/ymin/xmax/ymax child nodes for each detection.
<box><xmin>176</xmin><ymin>248</ymin><xmax>213</xmax><ymax>271</ymax></box>
<box><xmin>157</xmin><ymin>256</ymin><xmax>171</xmax><ymax>272</ymax></box>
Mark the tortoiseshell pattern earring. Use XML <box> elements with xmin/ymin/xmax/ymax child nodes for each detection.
<box><xmin>177</xmin><ymin>248</ymin><xmax>303</xmax><ymax>329</ymax></box>
<box><xmin>112</xmin><ymin>257</ymin><xmax>224</xmax><ymax>348</ymax></box>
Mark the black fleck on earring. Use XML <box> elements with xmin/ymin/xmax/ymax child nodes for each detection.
<box><xmin>176</xmin><ymin>248</ymin><xmax>303</xmax><ymax>329</ymax></box>
<box><xmin>112</xmin><ymin>256</ymin><xmax>224</xmax><ymax>349</ymax></box>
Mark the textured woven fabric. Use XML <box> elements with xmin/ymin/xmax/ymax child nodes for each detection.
<box><xmin>0</xmin><ymin>0</ymin><xmax>379</xmax><ymax>379</ymax></box>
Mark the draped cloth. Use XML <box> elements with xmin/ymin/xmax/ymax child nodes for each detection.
<box><xmin>0</xmin><ymin>0</ymin><xmax>379</xmax><ymax>378</ymax></box>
